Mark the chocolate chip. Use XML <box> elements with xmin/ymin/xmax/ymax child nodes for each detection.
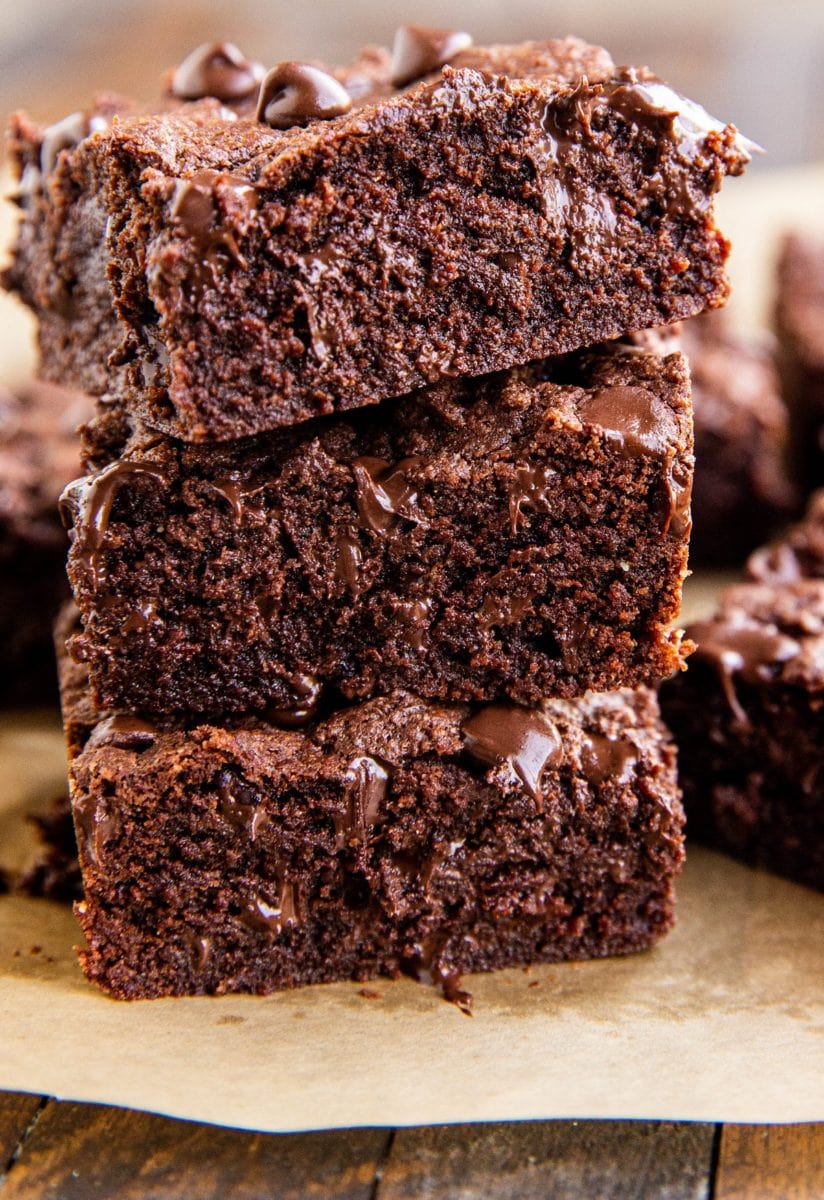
<box><xmin>256</xmin><ymin>62</ymin><xmax>352</xmax><ymax>130</ymax></box>
<box><xmin>390</xmin><ymin>25</ymin><xmax>473</xmax><ymax>88</ymax></box>
<box><xmin>171</xmin><ymin>42</ymin><xmax>263</xmax><ymax>102</ymax></box>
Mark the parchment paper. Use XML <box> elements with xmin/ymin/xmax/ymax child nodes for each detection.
<box><xmin>1</xmin><ymin>172</ymin><xmax>823</xmax><ymax>1132</ymax></box>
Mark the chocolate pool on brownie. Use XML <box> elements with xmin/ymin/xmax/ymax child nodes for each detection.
<box><xmin>60</xmin><ymin>343</ymin><xmax>693</xmax><ymax>720</ymax></box>
<box><xmin>659</xmin><ymin>580</ymin><xmax>824</xmax><ymax>892</ymax></box>
<box><xmin>5</xmin><ymin>31</ymin><xmax>751</xmax><ymax>441</ymax></box>
<box><xmin>61</xmin><ymin>648</ymin><xmax>684</xmax><ymax>1001</ymax></box>
<box><xmin>747</xmin><ymin>489</ymin><xmax>824</xmax><ymax>583</ymax></box>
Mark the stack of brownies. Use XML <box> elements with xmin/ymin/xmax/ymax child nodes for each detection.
<box><xmin>5</xmin><ymin>29</ymin><xmax>753</xmax><ymax>1000</ymax></box>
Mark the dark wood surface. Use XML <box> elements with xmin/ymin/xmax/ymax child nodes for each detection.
<box><xmin>0</xmin><ymin>1095</ymin><xmax>821</xmax><ymax>1198</ymax></box>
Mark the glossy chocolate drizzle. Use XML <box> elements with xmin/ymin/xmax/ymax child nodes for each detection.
<box><xmin>406</xmin><ymin>931</ymin><xmax>472</xmax><ymax>1015</ymax></box>
<box><xmin>256</xmin><ymin>62</ymin><xmax>352</xmax><ymax>129</ymax></box>
<box><xmin>390</xmin><ymin>25</ymin><xmax>473</xmax><ymax>87</ymax></box>
<box><xmin>688</xmin><ymin>617</ymin><xmax>801</xmax><ymax>726</ymax></box>
<box><xmin>462</xmin><ymin>705</ymin><xmax>562</xmax><ymax>810</ymax></box>
<box><xmin>170</xmin><ymin>42</ymin><xmax>264</xmax><ymax>102</ymax></box>
<box><xmin>61</xmin><ymin>461</ymin><xmax>167</xmax><ymax>588</ymax></box>
<box><xmin>334</xmin><ymin>755</ymin><xmax>389</xmax><ymax>849</ymax></box>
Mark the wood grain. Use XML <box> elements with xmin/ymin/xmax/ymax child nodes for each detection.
<box><xmin>714</xmin><ymin>1124</ymin><xmax>824</xmax><ymax>1200</ymax></box>
<box><xmin>0</xmin><ymin>1100</ymin><xmax>390</xmax><ymax>1200</ymax></box>
<box><xmin>376</xmin><ymin>1120</ymin><xmax>716</xmax><ymax>1199</ymax></box>
<box><xmin>0</xmin><ymin>1094</ymin><xmax>44</xmax><ymax>1175</ymax></box>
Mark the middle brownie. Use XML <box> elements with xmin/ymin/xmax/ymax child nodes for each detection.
<box><xmin>62</xmin><ymin>342</ymin><xmax>693</xmax><ymax>720</ymax></box>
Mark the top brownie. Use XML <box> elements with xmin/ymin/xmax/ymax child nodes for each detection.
<box><xmin>5</xmin><ymin>30</ymin><xmax>752</xmax><ymax>442</ymax></box>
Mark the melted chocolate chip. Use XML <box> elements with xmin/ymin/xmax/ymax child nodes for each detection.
<box><xmin>480</xmin><ymin>592</ymin><xmax>536</xmax><ymax>631</ymax></box>
<box><xmin>508</xmin><ymin>465</ymin><xmax>555</xmax><ymax>534</ymax></box>
<box><xmin>73</xmin><ymin>792</ymin><xmax>119</xmax><ymax>868</ymax></box>
<box><xmin>171</xmin><ymin>42</ymin><xmax>263</xmax><ymax>102</ymax></box>
<box><xmin>265</xmin><ymin>674</ymin><xmax>322</xmax><ymax>728</ymax></box>
<box><xmin>390</xmin><ymin>25</ymin><xmax>473</xmax><ymax>88</ymax></box>
<box><xmin>352</xmin><ymin>456</ymin><xmax>424</xmax><ymax>534</ymax></box>
<box><xmin>335</xmin><ymin>531</ymin><xmax>363</xmax><ymax>599</ymax></box>
<box><xmin>405</xmin><ymin>931</ymin><xmax>472</xmax><ymax>1014</ymax></box>
<box><xmin>581</xmin><ymin>733</ymin><xmax>637</xmax><ymax>786</ymax></box>
<box><xmin>256</xmin><ymin>62</ymin><xmax>352</xmax><ymax>130</ymax></box>
<box><xmin>238</xmin><ymin>885</ymin><xmax>299</xmax><ymax>937</ymax></box>
<box><xmin>60</xmin><ymin>461</ymin><xmax>167</xmax><ymax>588</ymax></box>
<box><xmin>216</xmin><ymin>770</ymin><xmax>268</xmax><ymax>841</ymax></box>
<box><xmin>688</xmin><ymin>617</ymin><xmax>802</xmax><ymax>726</ymax></box>
<box><xmin>462</xmin><ymin>705</ymin><xmax>563</xmax><ymax>810</ymax></box>
<box><xmin>392</xmin><ymin>598</ymin><xmax>432</xmax><ymax>651</ymax></box>
<box><xmin>579</xmin><ymin>386</ymin><xmax>677</xmax><ymax>459</ymax></box>
<box><xmin>170</xmin><ymin>170</ymin><xmax>257</xmax><ymax>283</ymax></box>
<box><xmin>87</xmin><ymin>715</ymin><xmax>157</xmax><ymax>751</ymax></box>
<box><xmin>334</xmin><ymin>755</ymin><xmax>389</xmax><ymax>849</ymax></box>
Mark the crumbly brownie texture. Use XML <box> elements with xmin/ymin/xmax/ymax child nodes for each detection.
<box><xmin>659</xmin><ymin>580</ymin><xmax>824</xmax><ymax>891</ymax></box>
<box><xmin>775</xmin><ymin>234</ymin><xmax>824</xmax><ymax>493</ymax></box>
<box><xmin>5</xmin><ymin>33</ymin><xmax>751</xmax><ymax>441</ymax></box>
<box><xmin>680</xmin><ymin>314</ymin><xmax>797</xmax><ymax>566</ymax></box>
<box><xmin>64</xmin><ymin>666</ymin><xmax>684</xmax><ymax>1000</ymax></box>
<box><xmin>0</xmin><ymin>381</ymin><xmax>91</xmax><ymax>702</ymax></box>
<box><xmin>747</xmin><ymin>490</ymin><xmax>824</xmax><ymax>583</ymax></box>
<box><xmin>62</xmin><ymin>345</ymin><xmax>693</xmax><ymax>719</ymax></box>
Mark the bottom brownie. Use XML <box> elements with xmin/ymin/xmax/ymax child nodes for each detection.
<box><xmin>660</xmin><ymin>580</ymin><xmax>824</xmax><ymax>892</ymax></box>
<box><xmin>64</xmin><ymin>667</ymin><xmax>684</xmax><ymax>1001</ymax></box>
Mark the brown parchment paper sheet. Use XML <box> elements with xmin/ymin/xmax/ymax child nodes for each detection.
<box><xmin>0</xmin><ymin>171</ymin><xmax>823</xmax><ymax>1132</ymax></box>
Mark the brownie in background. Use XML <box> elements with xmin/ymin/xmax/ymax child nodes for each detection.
<box><xmin>775</xmin><ymin>234</ymin><xmax>824</xmax><ymax>495</ymax></box>
<box><xmin>681</xmin><ymin>314</ymin><xmax>797</xmax><ymax>566</ymax></box>
<box><xmin>660</xmin><ymin>580</ymin><xmax>824</xmax><ymax>892</ymax></box>
<box><xmin>0</xmin><ymin>380</ymin><xmax>91</xmax><ymax>704</ymax></box>
<box><xmin>748</xmin><ymin>489</ymin><xmax>824</xmax><ymax>582</ymax></box>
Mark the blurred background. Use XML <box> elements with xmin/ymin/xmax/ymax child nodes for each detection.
<box><xmin>1</xmin><ymin>0</ymin><xmax>823</xmax><ymax>165</ymax></box>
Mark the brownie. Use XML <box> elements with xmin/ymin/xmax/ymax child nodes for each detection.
<box><xmin>5</xmin><ymin>31</ymin><xmax>752</xmax><ymax>441</ymax></box>
<box><xmin>17</xmin><ymin>792</ymin><xmax>82</xmax><ymax>903</ymax></box>
<box><xmin>659</xmin><ymin>580</ymin><xmax>824</xmax><ymax>891</ymax></box>
<box><xmin>0</xmin><ymin>380</ymin><xmax>91</xmax><ymax>703</ymax></box>
<box><xmin>62</xmin><ymin>654</ymin><xmax>684</xmax><ymax>1000</ymax></box>
<box><xmin>747</xmin><ymin>489</ymin><xmax>824</xmax><ymax>583</ymax></box>
<box><xmin>680</xmin><ymin>314</ymin><xmax>797</xmax><ymax>566</ymax></box>
<box><xmin>775</xmin><ymin>234</ymin><xmax>824</xmax><ymax>494</ymax></box>
<box><xmin>61</xmin><ymin>344</ymin><xmax>693</xmax><ymax>720</ymax></box>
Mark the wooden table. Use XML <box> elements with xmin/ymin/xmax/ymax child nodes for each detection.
<box><xmin>0</xmin><ymin>1096</ymin><xmax>822</xmax><ymax>1198</ymax></box>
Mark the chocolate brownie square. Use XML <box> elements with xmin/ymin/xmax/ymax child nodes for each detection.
<box><xmin>775</xmin><ymin>234</ymin><xmax>824</xmax><ymax>494</ymax></box>
<box><xmin>0</xmin><ymin>380</ymin><xmax>91</xmax><ymax>703</ymax></box>
<box><xmin>5</xmin><ymin>32</ymin><xmax>751</xmax><ymax>441</ymax></box>
<box><xmin>62</xmin><ymin>649</ymin><xmax>684</xmax><ymax>1000</ymax></box>
<box><xmin>659</xmin><ymin>580</ymin><xmax>824</xmax><ymax>891</ymax></box>
<box><xmin>61</xmin><ymin>343</ymin><xmax>693</xmax><ymax>719</ymax></box>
